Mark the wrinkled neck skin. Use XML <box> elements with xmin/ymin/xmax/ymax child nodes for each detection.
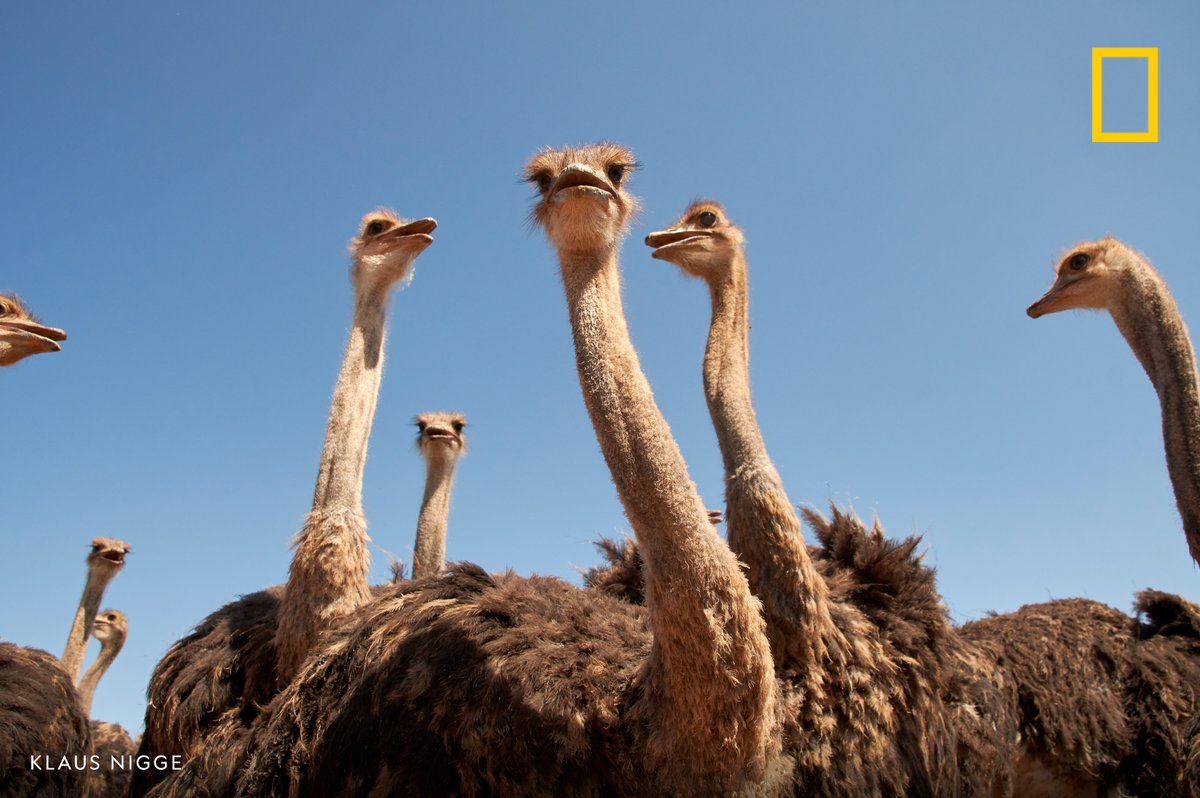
<box><xmin>1109</xmin><ymin>267</ymin><xmax>1200</xmax><ymax>568</ymax></box>
<box><xmin>411</xmin><ymin>450</ymin><xmax>459</xmax><ymax>579</ymax></box>
<box><xmin>78</xmin><ymin>639</ymin><xmax>122</xmax><ymax>716</ymax></box>
<box><xmin>62</xmin><ymin>567</ymin><xmax>115</xmax><ymax>683</ymax></box>
<box><xmin>275</xmin><ymin>280</ymin><xmax>388</xmax><ymax>684</ymax></box>
<box><xmin>703</xmin><ymin>253</ymin><xmax>834</xmax><ymax>674</ymax></box>
<box><xmin>558</xmin><ymin>246</ymin><xmax>784</xmax><ymax>791</ymax></box>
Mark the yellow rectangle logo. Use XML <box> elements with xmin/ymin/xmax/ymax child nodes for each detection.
<box><xmin>1092</xmin><ymin>47</ymin><xmax>1159</xmax><ymax>142</ymax></box>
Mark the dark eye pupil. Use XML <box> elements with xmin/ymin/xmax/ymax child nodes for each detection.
<box><xmin>1070</xmin><ymin>253</ymin><xmax>1089</xmax><ymax>270</ymax></box>
<box><xmin>606</xmin><ymin>165</ymin><xmax>624</xmax><ymax>183</ymax></box>
<box><xmin>699</xmin><ymin>212</ymin><xmax>717</xmax><ymax>227</ymax></box>
<box><xmin>537</xmin><ymin>174</ymin><xmax>552</xmax><ymax>192</ymax></box>
<box><xmin>366</xmin><ymin>221</ymin><xmax>385</xmax><ymax>236</ymax></box>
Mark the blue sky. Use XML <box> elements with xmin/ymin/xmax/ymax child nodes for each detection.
<box><xmin>4</xmin><ymin>2</ymin><xmax>1198</xmax><ymax>736</ymax></box>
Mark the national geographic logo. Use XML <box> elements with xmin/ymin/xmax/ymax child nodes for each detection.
<box><xmin>1092</xmin><ymin>47</ymin><xmax>1159</xmax><ymax>143</ymax></box>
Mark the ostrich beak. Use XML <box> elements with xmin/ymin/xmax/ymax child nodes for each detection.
<box><xmin>385</xmin><ymin>217</ymin><xmax>438</xmax><ymax>248</ymax></box>
<box><xmin>0</xmin><ymin>319</ymin><xmax>67</xmax><ymax>363</ymax></box>
<box><xmin>1027</xmin><ymin>275</ymin><xmax>1081</xmax><ymax>319</ymax></box>
<box><xmin>548</xmin><ymin>165</ymin><xmax>616</xmax><ymax>202</ymax></box>
<box><xmin>421</xmin><ymin>424</ymin><xmax>459</xmax><ymax>442</ymax></box>
<box><xmin>645</xmin><ymin>228</ymin><xmax>713</xmax><ymax>260</ymax></box>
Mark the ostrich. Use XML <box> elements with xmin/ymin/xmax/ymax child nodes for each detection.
<box><xmin>149</xmin><ymin>142</ymin><xmax>790</xmax><ymax>797</ymax></box>
<box><xmin>1028</xmin><ymin>237</ymin><xmax>1200</xmax><ymax>568</ymax></box>
<box><xmin>0</xmin><ymin>541</ymin><xmax>129</xmax><ymax>797</ymax></box>
<box><xmin>962</xmin><ymin>592</ymin><xmax>1200</xmax><ymax>796</ymax></box>
<box><xmin>0</xmin><ymin>644</ymin><xmax>91</xmax><ymax>797</ymax></box>
<box><xmin>78</xmin><ymin>610</ymin><xmax>129</xmax><ymax>716</ymax></box>
<box><xmin>80</xmin><ymin>610</ymin><xmax>136</xmax><ymax>798</ymax></box>
<box><xmin>968</xmin><ymin>236</ymin><xmax>1200</xmax><ymax>795</ymax></box>
<box><xmin>274</xmin><ymin>210</ymin><xmax>438</xmax><ymax>684</ymax></box>
<box><xmin>645</xmin><ymin>200</ymin><xmax>834</xmax><ymax>673</ymax></box>
<box><xmin>411</xmin><ymin>412</ymin><xmax>467</xmax><ymax>579</ymax></box>
<box><xmin>644</xmin><ymin>200</ymin><xmax>1018</xmax><ymax>793</ymax></box>
<box><xmin>0</xmin><ymin>292</ymin><xmax>66</xmax><ymax>366</ymax></box>
<box><xmin>62</xmin><ymin>538</ymin><xmax>130</xmax><ymax>682</ymax></box>
<box><xmin>151</xmin><ymin>146</ymin><xmax>1014</xmax><ymax>798</ymax></box>
<box><xmin>131</xmin><ymin>210</ymin><xmax>436</xmax><ymax>796</ymax></box>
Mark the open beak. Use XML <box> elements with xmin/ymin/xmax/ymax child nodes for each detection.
<box><xmin>0</xmin><ymin>319</ymin><xmax>67</xmax><ymax>360</ymax></box>
<box><xmin>644</xmin><ymin>228</ymin><xmax>713</xmax><ymax>259</ymax></box>
<box><xmin>100</xmin><ymin>549</ymin><xmax>128</xmax><ymax>565</ymax></box>
<box><xmin>548</xmin><ymin>165</ymin><xmax>616</xmax><ymax>202</ymax></box>
<box><xmin>421</xmin><ymin>425</ymin><xmax>462</xmax><ymax>446</ymax></box>
<box><xmin>384</xmin><ymin>217</ymin><xmax>438</xmax><ymax>247</ymax></box>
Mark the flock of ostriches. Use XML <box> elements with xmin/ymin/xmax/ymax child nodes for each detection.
<box><xmin>3</xmin><ymin>142</ymin><xmax>1200</xmax><ymax>798</ymax></box>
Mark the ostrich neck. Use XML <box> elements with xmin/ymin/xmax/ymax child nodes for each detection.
<box><xmin>78</xmin><ymin>639</ymin><xmax>122</xmax><ymax>716</ymax></box>
<box><xmin>310</xmin><ymin>284</ymin><xmax>390</xmax><ymax>512</ymax></box>
<box><xmin>274</xmin><ymin>280</ymin><xmax>387</xmax><ymax>684</ymax></box>
<box><xmin>1111</xmin><ymin>269</ymin><xmax>1200</xmax><ymax>567</ymax></box>
<box><xmin>703</xmin><ymin>258</ymin><xmax>762</xmax><ymax>472</ymax></box>
<box><xmin>411</xmin><ymin>453</ymin><xmax>458</xmax><ymax>579</ymax></box>
<box><xmin>558</xmin><ymin>246</ymin><xmax>780</xmax><ymax>786</ymax></box>
<box><xmin>61</xmin><ymin>567</ymin><xmax>116</xmax><ymax>683</ymax></box>
<box><xmin>704</xmin><ymin>255</ymin><xmax>833</xmax><ymax>671</ymax></box>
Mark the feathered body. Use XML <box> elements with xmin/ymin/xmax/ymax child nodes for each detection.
<box><xmin>0</xmin><ymin>642</ymin><xmax>92</xmax><ymax>797</ymax></box>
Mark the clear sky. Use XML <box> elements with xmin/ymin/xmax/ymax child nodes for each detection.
<box><xmin>3</xmin><ymin>2</ymin><xmax>1198</xmax><ymax>737</ymax></box>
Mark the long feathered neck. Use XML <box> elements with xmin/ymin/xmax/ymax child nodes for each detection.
<box><xmin>61</xmin><ymin>565</ymin><xmax>117</xmax><ymax>683</ymax></box>
<box><xmin>1109</xmin><ymin>264</ymin><xmax>1200</xmax><ymax>568</ymax></box>
<box><xmin>274</xmin><ymin>278</ymin><xmax>388</xmax><ymax>684</ymax></box>
<box><xmin>703</xmin><ymin>252</ymin><xmax>834</xmax><ymax>674</ymax></box>
<box><xmin>557</xmin><ymin>246</ymin><xmax>782</xmax><ymax>790</ymax></box>
<box><xmin>78</xmin><ymin>635</ymin><xmax>123</xmax><ymax>716</ymax></box>
<box><xmin>411</xmin><ymin>449</ymin><xmax>459</xmax><ymax>579</ymax></box>
<box><xmin>703</xmin><ymin>255</ymin><xmax>760</xmax><ymax>473</ymax></box>
<box><xmin>310</xmin><ymin>281</ymin><xmax>390</xmax><ymax>510</ymax></box>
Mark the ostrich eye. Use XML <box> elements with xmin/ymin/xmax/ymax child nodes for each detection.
<box><xmin>1069</xmin><ymin>253</ymin><xmax>1090</xmax><ymax>271</ymax></box>
<box><xmin>606</xmin><ymin>164</ymin><xmax>625</xmax><ymax>184</ymax></box>
<box><xmin>0</xmin><ymin>304</ymin><xmax>7</xmax><ymax>316</ymax></box>
<box><xmin>698</xmin><ymin>211</ymin><xmax>718</xmax><ymax>228</ymax></box>
<box><xmin>451</xmin><ymin>420</ymin><xmax>464</xmax><ymax>433</ymax></box>
<box><xmin>535</xmin><ymin>173</ymin><xmax>552</xmax><ymax>193</ymax></box>
<box><xmin>365</xmin><ymin>220</ymin><xmax>387</xmax><ymax>236</ymax></box>
<box><xmin>417</xmin><ymin>421</ymin><xmax>427</xmax><ymax>432</ymax></box>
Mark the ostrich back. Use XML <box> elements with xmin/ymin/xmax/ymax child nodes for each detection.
<box><xmin>131</xmin><ymin>586</ymin><xmax>282</xmax><ymax>796</ymax></box>
<box><xmin>0</xmin><ymin>641</ymin><xmax>92</xmax><ymax>797</ymax></box>
<box><xmin>230</xmin><ymin>564</ymin><xmax>651</xmax><ymax>797</ymax></box>
<box><xmin>963</xmin><ymin>591</ymin><xmax>1200</xmax><ymax>796</ymax></box>
<box><xmin>156</xmin><ymin>525</ymin><xmax>1021</xmax><ymax>798</ymax></box>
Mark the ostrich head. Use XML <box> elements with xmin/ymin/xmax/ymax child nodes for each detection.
<box><xmin>91</xmin><ymin>609</ymin><xmax>128</xmax><ymax>649</ymax></box>
<box><xmin>524</xmin><ymin>142</ymin><xmax>640</xmax><ymax>253</ymax></box>
<box><xmin>88</xmin><ymin>537</ymin><xmax>131</xmax><ymax>579</ymax></box>
<box><xmin>349</xmin><ymin>209</ymin><xmax>437</xmax><ymax>292</ymax></box>
<box><xmin>415</xmin><ymin>412</ymin><xmax>467</xmax><ymax>461</ymax></box>
<box><xmin>1027</xmin><ymin>237</ymin><xmax>1147</xmax><ymax>318</ymax></box>
<box><xmin>0</xmin><ymin>293</ymin><xmax>67</xmax><ymax>366</ymax></box>
<box><xmin>644</xmin><ymin>201</ymin><xmax>745</xmax><ymax>279</ymax></box>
